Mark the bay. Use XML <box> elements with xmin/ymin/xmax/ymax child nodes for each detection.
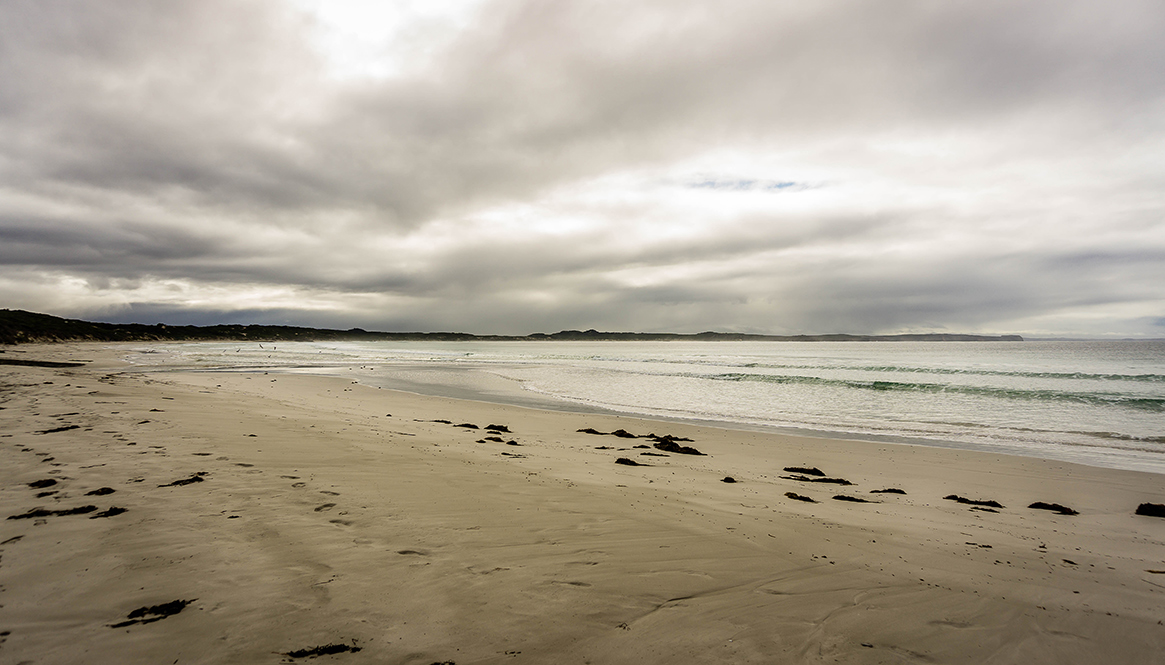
<box><xmin>127</xmin><ymin>339</ymin><xmax>1165</xmax><ymax>474</ymax></box>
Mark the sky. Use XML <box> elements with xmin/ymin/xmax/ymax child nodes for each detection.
<box><xmin>1</xmin><ymin>0</ymin><xmax>1164</xmax><ymax>337</ymax></box>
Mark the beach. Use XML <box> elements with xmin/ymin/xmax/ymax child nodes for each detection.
<box><xmin>3</xmin><ymin>343</ymin><xmax>1165</xmax><ymax>664</ymax></box>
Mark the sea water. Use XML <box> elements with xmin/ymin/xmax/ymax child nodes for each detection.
<box><xmin>126</xmin><ymin>340</ymin><xmax>1165</xmax><ymax>474</ymax></box>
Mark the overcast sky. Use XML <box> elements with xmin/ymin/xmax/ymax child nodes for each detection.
<box><xmin>2</xmin><ymin>0</ymin><xmax>1163</xmax><ymax>336</ymax></box>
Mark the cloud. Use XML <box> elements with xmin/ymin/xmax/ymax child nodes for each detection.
<box><xmin>1</xmin><ymin>0</ymin><xmax>1164</xmax><ymax>336</ymax></box>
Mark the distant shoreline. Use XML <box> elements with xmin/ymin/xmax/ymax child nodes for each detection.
<box><xmin>1</xmin><ymin>308</ymin><xmax>1023</xmax><ymax>345</ymax></box>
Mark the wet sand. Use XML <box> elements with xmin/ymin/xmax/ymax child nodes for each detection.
<box><xmin>2</xmin><ymin>343</ymin><xmax>1165</xmax><ymax>664</ymax></box>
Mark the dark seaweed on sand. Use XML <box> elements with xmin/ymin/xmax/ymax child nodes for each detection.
<box><xmin>0</xmin><ymin>357</ymin><xmax>86</xmax><ymax>368</ymax></box>
<box><xmin>944</xmin><ymin>495</ymin><xmax>1003</xmax><ymax>508</ymax></box>
<box><xmin>37</xmin><ymin>424</ymin><xmax>80</xmax><ymax>434</ymax></box>
<box><xmin>110</xmin><ymin>599</ymin><xmax>195</xmax><ymax>628</ymax></box>
<box><xmin>647</xmin><ymin>433</ymin><xmax>693</xmax><ymax>443</ymax></box>
<box><xmin>833</xmin><ymin>495</ymin><xmax>874</xmax><ymax>503</ymax></box>
<box><xmin>785</xmin><ymin>492</ymin><xmax>816</xmax><ymax>503</ymax></box>
<box><xmin>871</xmin><ymin>488</ymin><xmax>906</xmax><ymax>495</ymax></box>
<box><xmin>284</xmin><ymin>643</ymin><xmax>362</xmax><ymax>658</ymax></box>
<box><xmin>615</xmin><ymin>457</ymin><xmax>646</xmax><ymax>466</ymax></box>
<box><xmin>781</xmin><ymin>475</ymin><xmax>853</xmax><ymax>486</ymax></box>
<box><xmin>159</xmin><ymin>473</ymin><xmax>207</xmax><ymax>487</ymax></box>
<box><xmin>652</xmin><ymin>440</ymin><xmax>704</xmax><ymax>455</ymax></box>
<box><xmin>8</xmin><ymin>505</ymin><xmax>97</xmax><ymax>520</ymax></box>
<box><xmin>1135</xmin><ymin>503</ymin><xmax>1165</xmax><ymax>518</ymax></box>
<box><xmin>1029</xmin><ymin>501</ymin><xmax>1078</xmax><ymax>515</ymax></box>
<box><xmin>783</xmin><ymin>466</ymin><xmax>825</xmax><ymax>477</ymax></box>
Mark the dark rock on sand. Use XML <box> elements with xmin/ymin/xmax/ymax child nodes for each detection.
<box><xmin>871</xmin><ymin>488</ymin><xmax>907</xmax><ymax>495</ymax></box>
<box><xmin>721</xmin><ymin>476</ymin><xmax>737</xmax><ymax>483</ymax></box>
<box><xmin>785</xmin><ymin>492</ymin><xmax>816</xmax><ymax>503</ymax></box>
<box><xmin>110</xmin><ymin>599</ymin><xmax>196</xmax><ymax>628</ymax></box>
<box><xmin>486</xmin><ymin>424</ymin><xmax>511</xmax><ymax>432</ymax></box>
<box><xmin>1135</xmin><ymin>503</ymin><xmax>1165</xmax><ymax>518</ymax></box>
<box><xmin>781</xmin><ymin>475</ymin><xmax>854</xmax><ymax>486</ymax></box>
<box><xmin>783</xmin><ymin>466</ymin><xmax>826</xmax><ymax>477</ymax></box>
<box><xmin>944</xmin><ymin>495</ymin><xmax>1004</xmax><ymax>509</ymax></box>
<box><xmin>615</xmin><ymin>457</ymin><xmax>645</xmax><ymax>466</ymax></box>
<box><xmin>455</xmin><ymin>423</ymin><xmax>479</xmax><ymax>429</ymax></box>
<box><xmin>85</xmin><ymin>487</ymin><xmax>116</xmax><ymax>496</ymax></box>
<box><xmin>284</xmin><ymin>644</ymin><xmax>362</xmax><ymax>658</ymax></box>
<box><xmin>1029</xmin><ymin>501</ymin><xmax>1079</xmax><ymax>515</ymax></box>
<box><xmin>27</xmin><ymin>478</ymin><xmax>57</xmax><ymax>489</ymax></box>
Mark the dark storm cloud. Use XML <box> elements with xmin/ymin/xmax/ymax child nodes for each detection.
<box><xmin>1</xmin><ymin>0</ymin><xmax>1164</xmax><ymax>335</ymax></box>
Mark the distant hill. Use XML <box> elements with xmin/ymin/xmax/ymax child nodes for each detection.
<box><xmin>0</xmin><ymin>309</ymin><xmax>1023</xmax><ymax>345</ymax></box>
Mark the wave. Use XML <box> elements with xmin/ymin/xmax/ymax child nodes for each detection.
<box><xmin>562</xmin><ymin>355</ymin><xmax>1165</xmax><ymax>383</ymax></box>
<box><xmin>707</xmin><ymin>372</ymin><xmax>1165</xmax><ymax>412</ymax></box>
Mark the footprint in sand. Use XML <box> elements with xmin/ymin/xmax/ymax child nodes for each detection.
<box><xmin>314</xmin><ymin>503</ymin><xmax>337</xmax><ymax>512</ymax></box>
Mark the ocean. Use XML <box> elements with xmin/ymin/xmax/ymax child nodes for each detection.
<box><xmin>126</xmin><ymin>339</ymin><xmax>1165</xmax><ymax>474</ymax></box>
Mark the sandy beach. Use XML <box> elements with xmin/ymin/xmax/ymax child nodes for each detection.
<box><xmin>2</xmin><ymin>343</ymin><xmax>1165</xmax><ymax>664</ymax></box>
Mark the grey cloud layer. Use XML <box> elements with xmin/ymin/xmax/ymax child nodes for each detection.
<box><xmin>1</xmin><ymin>0</ymin><xmax>1163</xmax><ymax>334</ymax></box>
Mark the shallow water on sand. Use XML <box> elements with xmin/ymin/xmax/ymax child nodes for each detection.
<box><xmin>127</xmin><ymin>339</ymin><xmax>1165</xmax><ymax>474</ymax></box>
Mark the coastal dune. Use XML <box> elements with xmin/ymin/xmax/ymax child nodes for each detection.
<box><xmin>2</xmin><ymin>344</ymin><xmax>1164</xmax><ymax>664</ymax></box>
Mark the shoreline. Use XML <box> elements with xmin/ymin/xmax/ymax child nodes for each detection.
<box><xmin>3</xmin><ymin>343</ymin><xmax>1165</xmax><ymax>663</ymax></box>
<box><xmin>123</xmin><ymin>350</ymin><xmax>1165</xmax><ymax>477</ymax></box>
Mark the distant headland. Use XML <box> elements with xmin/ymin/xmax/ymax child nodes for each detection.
<box><xmin>0</xmin><ymin>309</ymin><xmax>1023</xmax><ymax>345</ymax></box>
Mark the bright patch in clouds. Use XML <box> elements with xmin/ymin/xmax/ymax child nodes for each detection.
<box><xmin>289</xmin><ymin>0</ymin><xmax>486</xmax><ymax>79</ymax></box>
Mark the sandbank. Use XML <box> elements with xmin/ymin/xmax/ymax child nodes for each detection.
<box><xmin>2</xmin><ymin>343</ymin><xmax>1165</xmax><ymax>664</ymax></box>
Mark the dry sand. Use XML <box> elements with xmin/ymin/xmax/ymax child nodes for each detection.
<box><xmin>2</xmin><ymin>342</ymin><xmax>1165</xmax><ymax>664</ymax></box>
